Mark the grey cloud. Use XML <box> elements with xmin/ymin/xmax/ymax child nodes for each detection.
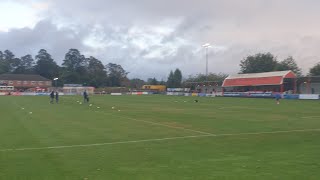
<box><xmin>2</xmin><ymin>0</ymin><xmax>320</xmax><ymax>79</ymax></box>
<box><xmin>0</xmin><ymin>20</ymin><xmax>88</xmax><ymax>62</ymax></box>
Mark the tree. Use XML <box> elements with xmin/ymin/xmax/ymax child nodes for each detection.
<box><xmin>147</xmin><ymin>78</ymin><xmax>158</xmax><ymax>85</ymax></box>
<box><xmin>309</xmin><ymin>63</ymin><xmax>320</xmax><ymax>76</ymax></box>
<box><xmin>0</xmin><ymin>51</ymin><xmax>8</xmax><ymax>74</ymax></box>
<box><xmin>276</xmin><ymin>56</ymin><xmax>302</xmax><ymax>76</ymax></box>
<box><xmin>158</xmin><ymin>80</ymin><xmax>166</xmax><ymax>85</ymax></box>
<box><xmin>34</xmin><ymin>49</ymin><xmax>59</xmax><ymax>80</ymax></box>
<box><xmin>13</xmin><ymin>54</ymin><xmax>35</xmax><ymax>74</ymax></box>
<box><xmin>166</xmin><ymin>69</ymin><xmax>183</xmax><ymax>87</ymax></box>
<box><xmin>106</xmin><ymin>63</ymin><xmax>129</xmax><ymax>87</ymax></box>
<box><xmin>62</xmin><ymin>49</ymin><xmax>86</xmax><ymax>71</ymax></box>
<box><xmin>173</xmin><ymin>68</ymin><xmax>182</xmax><ymax>87</ymax></box>
<box><xmin>87</xmin><ymin>56</ymin><xmax>107</xmax><ymax>87</ymax></box>
<box><xmin>129</xmin><ymin>78</ymin><xmax>145</xmax><ymax>89</ymax></box>
<box><xmin>167</xmin><ymin>70</ymin><xmax>175</xmax><ymax>88</ymax></box>
<box><xmin>185</xmin><ymin>73</ymin><xmax>228</xmax><ymax>82</ymax></box>
<box><xmin>62</xmin><ymin>49</ymin><xmax>88</xmax><ymax>84</ymax></box>
<box><xmin>0</xmin><ymin>50</ymin><xmax>20</xmax><ymax>73</ymax></box>
<box><xmin>240</xmin><ymin>53</ymin><xmax>278</xmax><ymax>73</ymax></box>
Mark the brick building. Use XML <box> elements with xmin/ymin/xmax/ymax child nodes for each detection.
<box><xmin>0</xmin><ymin>74</ymin><xmax>52</xmax><ymax>91</ymax></box>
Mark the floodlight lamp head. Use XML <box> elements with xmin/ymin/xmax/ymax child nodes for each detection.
<box><xmin>202</xmin><ymin>43</ymin><xmax>211</xmax><ymax>48</ymax></box>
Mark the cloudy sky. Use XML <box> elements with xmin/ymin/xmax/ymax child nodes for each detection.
<box><xmin>0</xmin><ymin>0</ymin><xmax>320</xmax><ymax>79</ymax></box>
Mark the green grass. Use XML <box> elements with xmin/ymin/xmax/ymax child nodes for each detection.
<box><xmin>0</xmin><ymin>95</ymin><xmax>320</xmax><ymax>180</ymax></box>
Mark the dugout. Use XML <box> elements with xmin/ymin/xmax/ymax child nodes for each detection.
<box><xmin>222</xmin><ymin>71</ymin><xmax>297</xmax><ymax>93</ymax></box>
<box><xmin>184</xmin><ymin>81</ymin><xmax>223</xmax><ymax>93</ymax></box>
<box><xmin>141</xmin><ymin>85</ymin><xmax>166</xmax><ymax>94</ymax></box>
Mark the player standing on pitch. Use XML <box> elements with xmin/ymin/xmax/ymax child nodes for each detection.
<box><xmin>275</xmin><ymin>92</ymin><xmax>281</xmax><ymax>105</ymax></box>
<box><xmin>50</xmin><ymin>91</ymin><xmax>54</xmax><ymax>104</ymax></box>
<box><xmin>55</xmin><ymin>91</ymin><xmax>59</xmax><ymax>104</ymax></box>
<box><xmin>83</xmin><ymin>90</ymin><xmax>89</xmax><ymax>103</ymax></box>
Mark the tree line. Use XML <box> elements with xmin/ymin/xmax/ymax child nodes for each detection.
<box><xmin>239</xmin><ymin>52</ymin><xmax>320</xmax><ymax>76</ymax></box>
<box><xmin>0</xmin><ymin>49</ymin><xmax>130</xmax><ymax>87</ymax></box>
<box><xmin>1</xmin><ymin>49</ymin><xmax>320</xmax><ymax>89</ymax></box>
<box><xmin>0</xmin><ymin>48</ymin><xmax>228</xmax><ymax>88</ymax></box>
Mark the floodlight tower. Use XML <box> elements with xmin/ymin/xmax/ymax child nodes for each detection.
<box><xmin>202</xmin><ymin>43</ymin><xmax>211</xmax><ymax>82</ymax></box>
<box><xmin>53</xmin><ymin>78</ymin><xmax>59</xmax><ymax>87</ymax></box>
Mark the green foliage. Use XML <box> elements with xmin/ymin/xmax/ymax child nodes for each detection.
<box><xmin>0</xmin><ymin>50</ymin><xmax>21</xmax><ymax>73</ymax></box>
<box><xmin>0</xmin><ymin>49</ymin><xmax>133</xmax><ymax>88</ymax></box>
<box><xmin>275</xmin><ymin>56</ymin><xmax>302</xmax><ymax>76</ymax></box>
<box><xmin>106</xmin><ymin>63</ymin><xmax>129</xmax><ymax>87</ymax></box>
<box><xmin>13</xmin><ymin>54</ymin><xmax>35</xmax><ymax>74</ymax></box>
<box><xmin>240</xmin><ymin>53</ymin><xmax>303</xmax><ymax>76</ymax></box>
<box><xmin>0</xmin><ymin>49</ymin><xmax>311</xmax><ymax>89</ymax></box>
<box><xmin>87</xmin><ymin>56</ymin><xmax>107</xmax><ymax>87</ymax></box>
<box><xmin>62</xmin><ymin>49</ymin><xmax>86</xmax><ymax>71</ymax></box>
<box><xmin>309</xmin><ymin>63</ymin><xmax>320</xmax><ymax>76</ymax></box>
<box><xmin>0</xmin><ymin>51</ymin><xmax>8</xmax><ymax>74</ymax></box>
<box><xmin>167</xmin><ymin>68</ymin><xmax>183</xmax><ymax>88</ymax></box>
<box><xmin>185</xmin><ymin>73</ymin><xmax>228</xmax><ymax>82</ymax></box>
<box><xmin>240</xmin><ymin>53</ymin><xmax>278</xmax><ymax>73</ymax></box>
<box><xmin>129</xmin><ymin>78</ymin><xmax>145</xmax><ymax>89</ymax></box>
<box><xmin>147</xmin><ymin>78</ymin><xmax>158</xmax><ymax>85</ymax></box>
<box><xmin>166</xmin><ymin>70</ymin><xmax>174</xmax><ymax>88</ymax></box>
<box><xmin>61</xmin><ymin>49</ymin><xmax>89</xmax><ymax>84</ymax></box>
<box><xmin>173</xmin><ymin>69</ymin><xmax>182</xmax><ymax>87</ymax></box>
<box><xmin>34</xmin><ymin>49</ymin><xmax>59</xmax><ymax>80</ymax></box>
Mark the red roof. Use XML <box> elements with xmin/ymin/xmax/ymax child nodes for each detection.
<box><xmin>222</xmin><ymin>71</ymin><xmax>296</xmax><ymax>87</ymax></box>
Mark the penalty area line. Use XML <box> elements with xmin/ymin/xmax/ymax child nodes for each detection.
<box><xmin>96</xmin><ymin>111</ymin><xmax>215</xmax><ymax>136</ymax></box>
<box><xmin>1</xmin><ymin>128</ymin><xmax>320</xmax><ymax>152</ymax></box>
<box><xmin>0</xmin><ymin>134</ymin><xmax>212</xmax><ymax>152</ymax></box>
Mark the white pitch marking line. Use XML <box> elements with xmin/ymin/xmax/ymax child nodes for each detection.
<box><xmin>216</xmin><ymin>128</ymin><xmax>320</xmax><ymax>136</ymax></box>
<box><xmin>0</xmin><ymin>135</ymin><xmax>212</xmax><ymax>152</ymax></box>
<box><xmin>219</xmin><ymin>106</ymin><xmax>267</xmax><ymax>110</ymax></box>
<box><xmin>96</xmin><ymin>111</ymin><xmax>214</xmax><ymax>135</ymax></box>
<box><xmin>125</xmin><ymin>117</ymin><xmax>214</xmax><ymax>135</ymax></box>
<box><xmin>301</xmin><ymin>116</ymin><xmax>320</xmax><ymax>119</ymax></box>
<box><xmin>1</xmin><ymin>128</ymin><xmax>320</xmax><ymax>152</ymax></box>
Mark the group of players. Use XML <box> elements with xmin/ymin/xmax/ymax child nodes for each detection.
<box><xmin>49</xmin><ymin>90</ymin><xmax>90</xmax><ymax>104</ymax></box>
<box><xmin>49</xmin><ymin>90</ymin><xmax>281</xmax><ymax>104</ymax></box>
<box><xmin>49</xmin><ymin>91</ymin><xmax>59</xmax><ymax>104</ymax></box>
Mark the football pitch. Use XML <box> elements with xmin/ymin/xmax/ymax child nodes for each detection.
<box><xmin>0</xmin><ymin>95</ymin><xmax>320</xmax><ymax>179</ymax></box>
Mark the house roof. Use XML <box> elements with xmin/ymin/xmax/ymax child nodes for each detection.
<box><xmin>222</xmin><ymin>71</ymin><xmax>296</xmax><ymax>87</ymax></box>
<box><xmin>0</xmin><ymin>74</ymin><xmax>51</xmax><ymax>81</ymax></box>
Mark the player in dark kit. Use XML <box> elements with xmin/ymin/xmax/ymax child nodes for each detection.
<box><xmin>55</xmin><ymin>91</ymin><xmax>59</xmax><ymax>104</ymax></box>
<box><xmin>50</xmin><ymin>91</ymin><xmax>54</xmax><ymax>104</ymax></box>
<box><xmin>83</xmin><ymin>90</ymin><xmax>89</xmax><ymax>103</ymax></box>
